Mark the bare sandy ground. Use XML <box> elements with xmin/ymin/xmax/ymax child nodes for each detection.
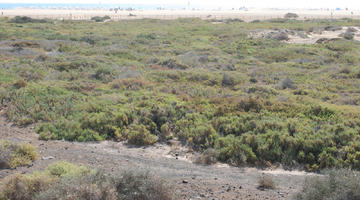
<box><xmin>1</xmin><ymin>8</ymin><xmax>360</xmax><ymax>21</ymax></box>
<box><xmin>250</xmin><ymin>26</ymin><xmax>360</xmax><ymax>44</ymax></box>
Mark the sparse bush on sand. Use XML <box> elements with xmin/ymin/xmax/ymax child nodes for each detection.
<box><xmin>257</xmin><ymin>173</ymin><xmax>276</xmax><ymax>190</ymax></box>
<box><xmin>0</xmin><ymin>161</ymin><xmax>174</xmax><ymax>200</ymax></box>
<box><xmin>293</xmin><ymin>169</ymin><xmax>360</xmax><ymax>200</ymax></box>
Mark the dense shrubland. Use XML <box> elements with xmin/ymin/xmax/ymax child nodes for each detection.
<box><xmin>0</xmin><ymin>17</ymin><xmax>360</xmax><ymax>170</ymax></box>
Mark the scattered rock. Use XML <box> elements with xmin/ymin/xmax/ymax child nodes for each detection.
<box><xmin>346</xmin><ymin>27</ymin><xmax>358</xmax><ymax>33</ymax></box>
<box><xmin>324</xmin><ymin>26</ymin><xmax>342</xmax><ymax>32</ymax></box>
<box><xmin>42</xmin><ymin>156</ymin><xmax>54</xmax><ymax>160</ymax></box>
<box><xmin>342</xmin><ymin>32</ymin><xmax>354</xmax><ymax>40</ymax></box>
<box><xmin>315</xmin><ymin>38</ymin><xmax>341</xmax><ymax>44</ymax></box>
<box><xmin>268</xmin><ymin>32</ymin><xmax>289</xmax><ymax>41</ymax></box>
<box><xmin>0</xmin><ymin>160</ymin><xmax>10</xmax><ymax>169</ymax></box>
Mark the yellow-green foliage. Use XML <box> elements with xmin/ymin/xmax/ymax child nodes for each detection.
<box><xmin>0</xmin><ymin>162</ymin><xmax>90</xmax><ymax>200</ymax></box>
<box><xmin>46</xmin><ymin>161</ymin><xmax>91</xmax><ymax>178</ymax></box>
<box><xmin>126</xmin><ymin>124</ymin><xmax>158</xmax><ymax>145</ymax></box>
<box><xmin>0</xmin><ymin>140</ymin><xmax>39</xmax><ymax>169</ymax></box>
<box><xmin>0</xmin><ymin>162</ymin><xmax>173</xmax><ymax>200</ymax></box>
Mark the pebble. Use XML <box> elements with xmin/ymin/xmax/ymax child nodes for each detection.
<box><xmin>42</xmin><ymin>156</ymin><xmax>54</xmax><ymax>160</ymax></box>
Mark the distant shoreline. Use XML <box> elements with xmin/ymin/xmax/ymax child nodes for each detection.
<box><xmin>1</xmin><ymin>8</ymin><xmax>359</xmax><ymax>22</ymax></box>
<box><xmin>1</xmin><ymin>3</ymin><xmax>360</xmax><ymax>11</ymax></box>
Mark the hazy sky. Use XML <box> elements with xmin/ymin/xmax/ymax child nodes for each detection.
<box><xmin>1</xmin><ymin>0</ymin><xmax>360</xmax><ymax>9</ymax></box>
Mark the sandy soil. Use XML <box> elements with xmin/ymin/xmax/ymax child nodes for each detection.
<box><xmin>249</xmin><ymin>26</ymin><xmax>360</xmax><ymax>44</ymax></box>
<box><xmin>1</xmin><ymin>8</ymin><xmax>360</xmax><ymax>21</ymax></box>
<box><xmin>0</xmin><ymin>108</ymin><xmax>319</xmax><ymax>200</ymax></box>
<box><xmin>288</xmin><ymin>27</ymin><xmax>360</xmax><ymax>44</ymax></box>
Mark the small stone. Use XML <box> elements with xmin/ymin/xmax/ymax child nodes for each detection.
<box><xmin>42</xmin><ymin>156</ymin><xmax>54</xmax><ymax>160</ymax></box>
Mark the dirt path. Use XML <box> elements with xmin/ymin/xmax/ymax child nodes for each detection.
<box><xmin>0</xmin><ymin>109</ymin><xmax>315</xmax><ymax>200</ymax></box>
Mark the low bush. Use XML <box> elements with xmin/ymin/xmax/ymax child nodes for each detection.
<box><xmin>277</xmin><ymin>78</ymin><xmax>297</xmax><ymax>90</ymax></box>
<box><xmin>284</xmin><ymin>13</ymin><xmax>299</xmax><ymax>19</ymax></box>
<box><xmin>194</xmin><ymin>148</ymin><xmax>218</xmax><ymax>165</ymax></box>
<box><xmin>293</xmin><ymin>169</ymin><xmax>360</xmax><ymax>200</ymax></box>
<box><xmin>258</xmin><ymin>173</ymin><xmax>276</xmax><ymax>190</ymax></box>
<box><xmin>126</xmin><ymin>124</ymin><xmax>158</xmax><ymax>146</ymax></box>
<box><xmin>222</xmin><ymin>73</ymin><xmax>234</xmax><ymax>86</ymax></box>
<box><xmin>111</xmin><ymin>78</ymin><xmax>147</xmax><ymax>90</ymax></box>
<box><xmin>9</xmin><ymin>16</ymin><xmax>47</xmax><ymax>23</ymax></box>
<box><xmin>215</xmin><ymin>135</ymin><xmax>257</xmax><ymax>165</ymax></box>
<box><xmin>91</xmin><ymin>15</ymin><xmax>111</xmax><ymax>22</ymax></box>
<box><xmin>6</xmin><ymin>85</ymin><xmax>78</xmax><ymax>126</ymax></box>
<box><xmin>0</xmin><ymin>161</ymin><xmax>174</xmax><ymax>200</ymax></box>
<box><xmin>0</xmin><ymin>140</ymin><xmax>38</xmax><ymax>169</ymax></box>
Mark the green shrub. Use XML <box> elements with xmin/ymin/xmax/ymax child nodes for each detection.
<box><xmin>236</xmin><ymin>97</ymin><xmax>264</xmax><ymax>112</ymax></box>
<box><xmin>0</xmin><ymin>140</ymin><xmax>39</xmax><ymax>169</ymax></box>
<box><xmin>91</xmin><ymin>15</ymin><xmax>111</xmax><ymax>22</ymax></box>
<box><xmin>10</xmin><ymin>16</ymin><xmax>47</xmax><ymax>23</ymax></box>
<box><xmin>111</xmin><ymin>78</ymin><xmax>148</xmax><ymax>90</ymax></box>
<box><xmin>215</xmin><ymin>135</ymin><xmax>257</xmax><ymax>165</ymax></box>
<box><xmin>6</xmin><ymin>85</ymin><xmax>77</xmax><ymax>125</ymax></box>
<box><xmin>126</xmin><ymin>124</ymin><xmax>158</xmax><ymax>146</ymax></box>
<box><xmin>93</xmin><ymin>66</ymin><xmax>117</xmax><ymax>83</ymax></box>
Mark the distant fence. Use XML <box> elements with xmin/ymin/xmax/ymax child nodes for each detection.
<box><xmin>2</xmin><ymin>13</ymin><xmax>360</xmax><ymax>22</ymax></box>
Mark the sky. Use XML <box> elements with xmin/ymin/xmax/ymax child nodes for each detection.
<box><xmin>1</xmin><ymin>0</ymin><xmax>360</xmax><ymax>9</ymax></box>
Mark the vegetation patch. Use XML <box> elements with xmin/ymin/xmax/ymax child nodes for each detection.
<box><xmin>0</xmin><ymin>161</ymin><xmax>174</xmax><ymax>200</ymax></box>
<box><xmin>294</xmin><ymin>169</ymin><xmax>360</xmax><ymax>200</ymax></box>
<box><xmin>0</xmin><ymin>18</ymin><xmax>360</xmax><ymax>170</ymax></box>
<box><xmin>0</xmin><ymin>140</ymin><xmax>38</xmax><ymax>169</ymax></box>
